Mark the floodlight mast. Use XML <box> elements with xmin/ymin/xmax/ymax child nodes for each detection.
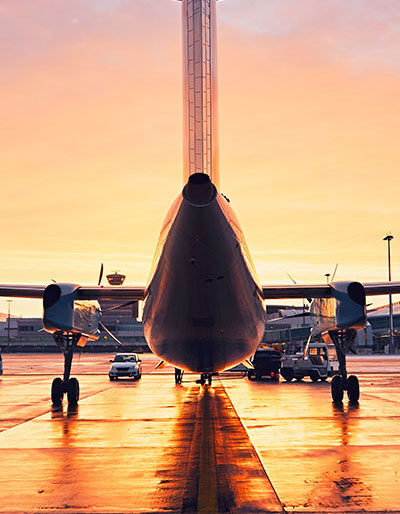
<box><xmin>180</xmin><ymin>0</ymin><xmax>220</xmax><ymax>187</ymax></box>
<box><xmin>383</xmin><ymin>234</ymin><xmax>395</xmax><ymax>353</ymax></box>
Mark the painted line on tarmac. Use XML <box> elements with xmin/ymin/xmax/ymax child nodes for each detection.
<box><xmin>0</xmin><ymin>385</ymin><xmax>113</xmax><ymax>433</ymax></box>
<box><xmin>180</xmin><ymin>379</ymin><xmax>284</xmax><ymax>513</ymax></box>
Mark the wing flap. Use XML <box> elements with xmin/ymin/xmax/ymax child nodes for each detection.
<box><xmin>77</xmin><ymin>286</ymin><xmax>145</xmax><ymax>301</ymax></box>
<box><xmin>363</xmin><ymin>282</ymin><xmax>400</xmax><ymax>296</ymax></box>
<box><xmin>262</xmin><ymin>284</ymin><xmax>331</xmax><ymax>299</ymax></box>
<box><xmin>0</xmin><ymin>284</ymin><xmax>146</xmax><ymax>301</ymax></box>
<box><xmin>0</xmin><ymin>285</ymin><xmax>45</xmax><ymax>298</ymax></box>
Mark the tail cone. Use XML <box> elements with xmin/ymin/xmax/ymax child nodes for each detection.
<box><xmin>183</xmin><ymin>173</ymin><xmax>216</xmax><ymax>206</ymax></box>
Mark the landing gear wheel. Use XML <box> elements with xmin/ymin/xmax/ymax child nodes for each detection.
<box><xmin>51</xmin><ymin>377</ymin><xmax>63</xmax><ymax>404</ymax></box>
<box><xmin>207</xmin><ymin>374</ymin><xmax>212</xmax><ymax>386</ymax></box>
<box><xmin>67</xmin><ymin>377</ymin><xmax>80</xmax><ymax>405</ymax></box>
<box><xmin>347</xmin><ymin>375</ymin><xmax>359</xmax><ymax>403</ymax></box>
<box><xmin>109</xmin><ymin>376</ymin><xmax>115</xmax><ymax>381</ymax></box>
<box><xmin>281</xmin><ymin>368</ymin><xmax>294</xmax><ymax>382</ymax></box>
<box><xmin>200</xmin><ymin>374</ymin><xmax>206</xmax><ymax>386</ymax></box>
<box><xmin>175</xmin><ymin>368</ymin><xmax>183</xmax><ymax>385</ymax></box>
<box><xmin>331</xmin><ymin>375</ymin><xmax>344</xmax><ymax>403</ymax></box>
<box><xmin>310</xmin><ymin>371</ymin><xmax>319</xmax><ymax>382</ymax></box>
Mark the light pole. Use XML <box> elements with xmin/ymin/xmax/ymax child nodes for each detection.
<box><xmin>6</xmin><ymin>299</ymin><xmax>12</xmax><ymax>348</ymax></box>
<box><xmin>383</xmin><ymin>234</ymin><xmax>394</xmax><ymax>353</ymax></box>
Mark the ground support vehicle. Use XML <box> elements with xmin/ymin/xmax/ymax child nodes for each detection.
<box><xmin>280</xmin><ymin>343</ymin><xmax>339</xmax><ymax>382</ymax></box>
<box><xmin>248</xmin><ymin>347</ymin><xmax>281</xmax><ymax>381</ymax></box>
<box><xmin>109</xmin><ymin>353</ymin><xmax>142</xmax><ymax>380</ymax></box>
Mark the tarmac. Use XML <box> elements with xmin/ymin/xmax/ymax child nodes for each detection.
<box><xmin>0</xmin><ymin>354</ymin><xmax>399</xmax><ymax>514</ymax></box>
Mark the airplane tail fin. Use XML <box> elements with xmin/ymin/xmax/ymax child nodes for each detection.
<box><xmin>181</xmin><ymin>0</ymin><xmax>219</xmax><ymax>188</ymax></box>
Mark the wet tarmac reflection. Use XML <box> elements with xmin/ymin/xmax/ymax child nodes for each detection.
<box><xmin>222</xmin><ymin>371</ymin><xmax>400</xmax><ymax>512</ymax></box>
<box><xmin>0</xmin><ymin>355</ymin><xmax>399</xmax><ymax>513</ymax></box>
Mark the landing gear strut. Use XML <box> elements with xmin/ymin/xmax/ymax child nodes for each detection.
<box><xmin>175</xmin><ymin>368</ymin><xmax>184</xmax><ymax>385</ymax></box>
<box><xmin>51</xmin><ymin>332</ymin><xmax>81</xmax><ymax>405</ymax></box>
<box><xmin>198</xmin><ymin>373</ymin><xmax>212</xmax><ymax>386</ymax></box>
<box><xmin>329</xmin><ymin>329</ymin><xmax>359</xmax><ymax>404</ymax></box>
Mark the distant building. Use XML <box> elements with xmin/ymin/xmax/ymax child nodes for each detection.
<box><xmin>263</xmin><ymin>305</ymin><xmax>374</xmax><ymax>353</ymax></box>
<box><xmin>99</xmin><ymin>272</ymin><xmax>139</xmax><ymax>320</ymax></box>
<box><xmin>0</xmin><ymin>298</ymin><xmax>397</xmax><ymax>353</ymax></box>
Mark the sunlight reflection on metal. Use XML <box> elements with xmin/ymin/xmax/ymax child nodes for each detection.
<box><xmin>182</xmin><ymin>0</ymin><xmax>219</xmax><ymax>187</ymax></box>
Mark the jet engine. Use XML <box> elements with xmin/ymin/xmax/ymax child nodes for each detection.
<box><xmin>43</xmin><ymin>283</ymin><xmax>101</xmax><ymax>341</ymax></box>
<box><xmin>310</xmin><ymin>281</ymin><xmax>366</xmax><ymax>334</ymax></box>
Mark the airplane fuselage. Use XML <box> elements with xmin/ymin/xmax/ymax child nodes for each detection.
<box><xmin>142</xmin><ymin>174</ymin><xmax>265</xmax><ymax>373</ymax></box>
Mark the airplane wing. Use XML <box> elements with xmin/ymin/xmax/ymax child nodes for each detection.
<box><xmin>262</xmin><ymin>282</ymin><xmax>400</xmax><ymax>300</ymax></box>
<box><xmin>1</xmin><ymin>281</ymin><xmax>400</xmax><ymax>302</ymax></box>
<box><xmin>0</xmin><ymin>285</ymin><xmax>146</xmax><ymax>301</ymax></box>
<box><xmin>262</xmin><ymin>285</ymin><xmax>331</xmax><ymax>299</ymax></box>
<box><xmin>362</xmin><ymin>282</ymin><xmax>400</xmax><ymax>296</ymax></box>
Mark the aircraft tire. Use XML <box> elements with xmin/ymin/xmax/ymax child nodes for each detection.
<box><xmin>67</xmin><ymin>378</ymin><xmax>80</xmax><ymax>405</ymax></box>
<box><xmin>347</xmin><ymin>375</ymin><xmax>359</xmax><ymax>403</ymax></box>
<box><xmin>331</xmin><ymin>375</ymin><xmax>344</xmax><ymax>402</ymax></box>
<box><xmin>51</xmin><ymin>377</ymin><xmax>63</xmax><ymax>405</ymax></box>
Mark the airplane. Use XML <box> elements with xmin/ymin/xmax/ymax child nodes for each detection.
<box><xmin>1</xmin><ymin>0</ymin><xmax>399</xmax><ymax>405</ymax></box>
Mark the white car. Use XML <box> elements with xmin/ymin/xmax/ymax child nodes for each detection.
<box><xmin>108</xmin><ymin>353</ymin><xmax>142</xmax><ymax>381</ymax></box>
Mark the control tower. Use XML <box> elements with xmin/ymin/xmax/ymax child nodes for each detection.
<box><xmin>99</xmin><ymin>272</ymin><xmax>139</xmax><ymax>320</ymax></box>
<box><xmin>181</xmin><ymin>0</ymin><xmax>219</xmax><ymax>187</ymax></box>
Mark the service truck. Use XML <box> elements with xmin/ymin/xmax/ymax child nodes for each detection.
<box><xmin>280</xmin><ymin>342</ymin><xmax>339</xmax><ymax>382</ymax></box>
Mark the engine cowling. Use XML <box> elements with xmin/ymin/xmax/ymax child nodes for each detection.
<box><xmin>310</xmin><ymin>281</ymin><xmax>366</xmax><ymax>334</ymax></box>
<box><xmin>43</xmin><ymin>283</ymin><xmax>100</xmax><ymax>339</ymax></box>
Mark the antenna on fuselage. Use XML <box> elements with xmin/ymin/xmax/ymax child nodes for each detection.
<box><xmin>180</xmin><ymin>0</ymin><xmax>220</xmax><ymax>188</ymax></box>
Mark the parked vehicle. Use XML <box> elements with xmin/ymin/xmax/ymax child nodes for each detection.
<box><xmin>109</xmin><ymin>353</ymin><xmax>142</xmax><ymax>380</ymax></box>
<box><xmin>280</xmin><ymin>342</ymin><xmax>339</xmax><ymax>382</ymax></box>
<box><xmin>248</xmin><ymin>347</ymin><xmax>281</xmax><ymax>381</ymax></box>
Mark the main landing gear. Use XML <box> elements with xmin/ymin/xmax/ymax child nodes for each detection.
<box><xmin>329</xmin><ymin>329</ymin><xmax>359</xmax><ymax>404</ymax></box>
<box><xmin>175</xmin><ymin>368</ymin><xmax>184</xmax><ymax>385</ymax></box>
<box><xmin>51</xmin><ymin>332</ymin><xmax>81</xmax><ymax>406</ymax></box>
<box><xmin>197</xmin><ymin>373</ymin><xmax>212</xmax><ymax>386</ymax></box>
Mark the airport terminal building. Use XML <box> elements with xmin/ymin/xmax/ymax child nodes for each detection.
<box><xmin>0</xmin><ymin>303</ymin><xmax>398</xmax><ymax>354</ymax></box>
<box><xmin>0</xmin><ymin>273</ymin><xmax>398</xmax><ymax>353</ymax></box>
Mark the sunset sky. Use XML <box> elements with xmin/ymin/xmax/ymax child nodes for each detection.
<box><xmin>1</xmin><ymin>0</ymin><xmax>400</xmax><ymax>317</ymax></box>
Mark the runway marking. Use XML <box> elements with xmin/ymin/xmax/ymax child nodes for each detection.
<box><xmin>197</xmin><ymin>387</ymin><xmax>218</xmax><ymax>514</ymax></box>
<box><xmin>0</xmin><ymin>377</ymin><xmax>112</xmax><ymax>433</ymax></box>
<box><xmin>180</xmin><ymin>380</ymin><xmax>284</xmax><ymax>513</ymax></box>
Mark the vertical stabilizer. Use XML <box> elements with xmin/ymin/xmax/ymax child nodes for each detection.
<box><xmin>182</xmin><ymin>0</ymin><xmax>219</xmax><ymax>188</ymax></box>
